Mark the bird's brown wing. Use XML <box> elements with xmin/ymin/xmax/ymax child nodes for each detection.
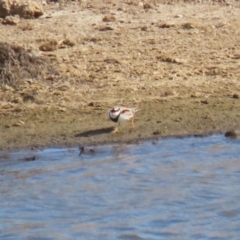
<box><xmin>121</xmin><ymin>109</ymin><xmax>130</xmax><ymax>114</ymax></box>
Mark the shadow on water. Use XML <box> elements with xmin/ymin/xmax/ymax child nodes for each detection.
<box><xmin>74</xmin><ymin>127</ymin><xmax>114</xmax><ymax>137</ymax></box>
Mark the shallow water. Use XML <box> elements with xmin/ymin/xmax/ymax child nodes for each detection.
<box><xmin>0</xmin><ymin>135</ymin><xmax>240</xmax><ymax>240</ymax></box>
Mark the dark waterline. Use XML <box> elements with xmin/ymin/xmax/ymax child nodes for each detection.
<box><xmin>0</xmin><ymin>135</ymin><xmax>240</xmax><ymax>240</ymax></box>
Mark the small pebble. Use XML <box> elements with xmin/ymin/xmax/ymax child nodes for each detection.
<box><xmin>153</xmin><ymin>130</ymin><xmax>160</xmax><ymax>135</ymax></box>
<box><xmin>225</xmin><ymin>130</ymin><xmax>237</xmax><ymax>139</ymax></box>
<box><xmin>232</xmin><ymin>93</ymin><xmax>239</xmax><ymax>99</ymax></box>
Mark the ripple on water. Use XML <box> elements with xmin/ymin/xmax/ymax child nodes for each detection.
<box><xmin>0</xmin><ymin>135</ymin><xmax>240</xmax><ymax>240</ymax></box>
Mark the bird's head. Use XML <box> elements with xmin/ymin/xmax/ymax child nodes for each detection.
<box><xmin>109</xmin><ymin>107</ymin><xmax>121</xmax><ymax>119</ymax></box>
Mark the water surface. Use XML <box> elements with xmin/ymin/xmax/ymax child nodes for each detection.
<box><xmin>0</xmin><ymin>135</ymin><xmax>240</xmax><ymax>239</ymax></box>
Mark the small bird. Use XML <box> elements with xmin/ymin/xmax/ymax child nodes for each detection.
<box><xmin>109</xmin><ymin>106</ymin><xmax>139</xmax><ymax>133</ymax></box>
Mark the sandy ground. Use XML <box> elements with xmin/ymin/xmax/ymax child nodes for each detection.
<box><xmin>1</xmin><ymin>0</ymin><xmax>240</xmax><ymax>150</ymax></box>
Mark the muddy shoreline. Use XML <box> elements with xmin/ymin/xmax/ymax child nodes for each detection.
<box><xmin>1</xmin><ymin>96</ymin><xmax>240</xmax><ymax>151</ymax></box>
<box><xmin>1</xmin><ymin>1</ymin><xmax>240</xmax><ymax>150</ymax></box>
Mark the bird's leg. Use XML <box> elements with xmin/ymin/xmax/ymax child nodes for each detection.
<box><xmin>131</xmin><ymin>118</ymin><xmax>135</xmax><ymax>128</ymax></box>
<box><xmin>112</xmin><ymin>128</ymin><xmax>119</xmax><ymax>133</ymax></box>
<box><xmin>112</xmin><ymin>123</ymin><xmax>119</xmax><ymax>133</ymax></box>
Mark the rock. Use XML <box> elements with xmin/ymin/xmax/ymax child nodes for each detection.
<box><xmin>2</xmin><ymin>15</ymin><xmax>20</xmax><ymax>25</ymax></box>
<box><xmin>60</xmin><ymin>39</ymin><xmax>76</xmax><ymax>48</ymax></box>
<box><xmin>58</xmin><ymin>107</ymin><xmax>66</xmax><ymax>112</ymax></box>
<box><xmin>174</xmin><ymin>14</ymin><xmax>183</xmax><ymax>18</ymax></box>
<box><xmin>225</xmin><ymin>130</ymin><xmax>237</xmax><ymax>139</ymax></box>
<box><xmin>12</xmin><ymin>120</ymin><xmax>25</xmax><ymax>127</ymax></box>
<box><xmin>19</xmin><ymin>0</ymin><xmax>43</xmax><ymax>19</ymax></box>
<box><xmin>232</xmin><ymin>93</ymin><xmax>239</xmax><ymax>99</ymax></box>
<box><xmin>55</xmin><ymin>83</ymin><xmax>70</xmax><ymax>91</ymax></box>
<box><xmin>102</xmin><ymin>15</ymin><xmax>116</xmax><ymax>22</ymax></box>
<box><xmin>12</xmin><ymin>96</ymin><xmax>23</xmax><ymax>103</ymax></box>
<box><xmin>141</xmin><ymin>26</ymin><xmax>147</xmax><ymax>31</ymax></box>
<box><xmin>98</xmin><ymin>26</ymin><xmax>114</xmax><ymax>31</ymax></box>
<box><xmin>143</xmin><ymin>3</ymin><xmax>152</xmax><ymax>9</ymax></box>
<box><xmin>200</xmin><ymin>99</ymin><xmax>209</xmax><ymax>104</ymax></box>
<box><xmin>182</xmin><ymin>22</ymin><xmax>195</xmax><ymax>29</ymax></box>
<box><xmin>157</xmin><ymin>22</ymin><xmax>175</xmax><ymax>28</ymax></box>
<box><xmin>0</xmin><ymin>0</ymin><xmax>43</xmax><ymax>19</ymax></box>
<box><xmin>153</xmin><ymin>129</ymin><xmax>160</xmax><ymax>135</ymax></box>
<box><xmin>0</xmin><ymin>102</ymin><xmax>14</xmax><ymax>109</ymax></box>
<box><xmin>39</xmin><ymin>39</ymin><xmax>58</xmax><ymax>52</ymax></box>
<box><xmin>104</xmin><ymin>58</ymin><xmax>120</xmax><ymax>64</ymax></box>
<box><xmin>0</xmin><ymin>0</ymin><xmax>10</xmax><ymax>17</ymax></box>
